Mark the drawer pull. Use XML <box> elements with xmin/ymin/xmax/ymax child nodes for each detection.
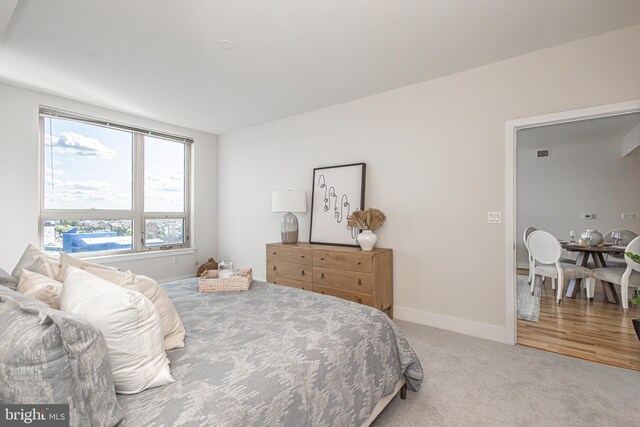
<box><xmin>301</xmin><ymin>255</ymin><xmax>305</xmax><ymax>258</ymax></box>
<box><xmin>321</xmin><ymin>257</ymin><xmax>325</xmax><ymax>261</ymax></box>
<box><xmin>357</xmin><ymin>279</ymin><xmax>362</xmax><ymax>286</ymax></box>
<box><xmin>357</xmin><ymin>262</ymin><xmax>361</xmax><ymax>265</ymax></box>
<box><xmin>321</xmin><ymin>291</ymin><xmax>325</xmax><ymax>294</ymax></box>
<box><xmin>273</xmin><ymin>265</ymin><xmax>277</xmax><ymax>271</ymax></box>
<box><xmin>272</xmin><ymin>252</ymin><xmax>276</xmax><ymax>255</ymax></box>
<box><xmin>321</xmin><ymin>273</ymin><xmax>325</xmax><ymax>279</ymax></box>
<box><xmin>301</xmin><ymin>270</ymin><xmax>305</xmax><ymax>276</ymax></box>
<box><xmin>355</xmin><ymin>297</ymin><xmax>362</xmax><ymax>303</ymax></box>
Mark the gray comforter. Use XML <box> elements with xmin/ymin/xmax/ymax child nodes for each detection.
<box><xmin>118</xmin><ymin>279</ymin><xmax>423</xmax><ymax>427</ymax></box>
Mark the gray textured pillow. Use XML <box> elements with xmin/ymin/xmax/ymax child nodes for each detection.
<box><xmin>11</xmin><ymin>244</ymin><xmax>59</xmax><ymax>279</ymax></box>
<box><xmin>0</xmin><ymin>268</ymin><xmax>18</xmax><ymax>290</ymax></box>
<box><xmin>0</xmin><ymin>287</ymin><xmax>125</xmax><ymax>427</ymax></box>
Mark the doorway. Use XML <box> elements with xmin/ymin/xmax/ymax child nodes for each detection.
<box><xmin>504</xmin><ymin>100</ymin><xmax>640</xmax><ymax>369</ymax></box>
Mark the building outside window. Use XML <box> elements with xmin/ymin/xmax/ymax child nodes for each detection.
<box><xmin>39</xmin><ymin>107</ymin><xmax>192</xmax><ymax>255</ymax></box>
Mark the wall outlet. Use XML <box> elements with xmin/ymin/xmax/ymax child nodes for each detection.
<box><xmin>622</xmin><ymin>212</ymin><xmax>636</xmax><ymax>220</ymax></box>
<box><xmin>581</xmin><ymin>213</ymin><xmax>596</xmax><ymax>220</ymax></box>
<box><xmin>487</xmin><ymin>211</ymin><xmax>502</xmax><ymax>224</ymax></box>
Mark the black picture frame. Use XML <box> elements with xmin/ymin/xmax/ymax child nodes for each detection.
<box><xmin>309</xmin><ymin>162</ymin><xmax>366</xmax><ymax>247</ymax></box>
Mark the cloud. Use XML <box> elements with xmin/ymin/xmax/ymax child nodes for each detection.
<box><xmin>145</xmin><ymin>172</ymin><xmax>184</xmax><ymax>192</ymax></box>
<box><xmin>144</xmin><ymin>171</ymin><xmax>185</xmax><ymax>211</ymax></box>
<box><xmin>63</xmin><ymin>180</ymin><xmax>117</xmax><ymax>191</ymax></box>
<box><xmin>43</xmin><ymin>175</ymin><xmax>63</xmax><ymax>188</ymax></box>
<box><xmin>45</xmin><ymin>132</ymin><xmax>117</xmax><ymax>159</ymax></box>
<box><xmin>44</xmin><ymin>179</ymin><xmax>130</xmax><ymax>209</ymax></box>
<box><xmin>44</xmin><ymin>166</ymin><xmax>66</xmax><ymax>176</ymax></box>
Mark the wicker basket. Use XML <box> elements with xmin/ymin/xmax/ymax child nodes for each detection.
<box><xmin>197</xmin><ymin>257</ymin><xmax>218</xmax><ymax>277</ymax></box>
<box><xmin>198</xmin><ymin>269</ymin><xmax>253</xmax><ymax>293</ymax></box>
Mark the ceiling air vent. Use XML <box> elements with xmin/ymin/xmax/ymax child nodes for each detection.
<box><xmin>536</xmin><ymin>148</ymin><xmax>550</xmax><ymax>158</ymax></box>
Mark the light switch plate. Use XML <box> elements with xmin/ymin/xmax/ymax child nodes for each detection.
<box><xmin>487</xmin><ymin>211</ymin><xmax>502</xmax><ymax>224</ymax></box>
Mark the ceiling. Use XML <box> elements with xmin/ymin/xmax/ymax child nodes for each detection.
<box><xmin>1</xmin><ymin>1</ymin><xmax>640</xmax><ymax>134</ymax></box>
<box><xmin>517</xmin><ymin>113</ymin><xmax>640</xmax><ymax>150</ymax></box>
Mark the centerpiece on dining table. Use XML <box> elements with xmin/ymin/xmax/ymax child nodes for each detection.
<box><xmin>578</xmin><ymin>229</ymin><xmax>604</xmax><ymax>247</ymax></box>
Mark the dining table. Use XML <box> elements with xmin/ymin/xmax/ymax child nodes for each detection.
<box><xmin>561</xmin><ymin>242</ymin><xmax>626</xmax><ymax>303</ymax></box>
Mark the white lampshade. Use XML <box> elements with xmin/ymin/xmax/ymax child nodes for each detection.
<box><xmin>272</xmin><ymin>190</ymin><xmax>307</xmax><ymax>213</ymax></box>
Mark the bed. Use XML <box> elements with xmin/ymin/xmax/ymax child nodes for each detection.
<box><xmin>117</xmin><ymin>278</ymin><xmax>423</xmax><ymax>426</ymax></box>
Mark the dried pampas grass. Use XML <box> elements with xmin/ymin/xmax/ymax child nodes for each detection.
<box><xmin>347</xmin><ymin>208</ymin><xmax>387</xmax><ymax>230</ymax></box>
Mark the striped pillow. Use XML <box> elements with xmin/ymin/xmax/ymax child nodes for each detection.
<box><xmin>25</xmin><ymin>256</ymin><xmax>61</xmax><ymax>280</ymax></box>
<box><xmin>56</xmin><ymin>252</ymin><xmax>117</xmax><ymax>282</ymax></box>
<box><xmin>17</xmin><ymin>270</ymin><xmax>63</xmax><ymax>309</ymax></box>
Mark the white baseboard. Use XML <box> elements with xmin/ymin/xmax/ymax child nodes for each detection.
<box><xmin>393</xmin><ymin>305</ymin><xmax>507</xmax><ymax>344</ymax></box>
<box><xmin>159</xmin><ymin>274</ymin><xmax>196</xmax><ymax>284</ymax></box>
<box><xmin>157</xmin><ymin>274</ymin><xmax>508</xmax><ymax>343</ymax></box>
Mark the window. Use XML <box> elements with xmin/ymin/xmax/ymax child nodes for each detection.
<box><xmin>40</xmin><ymin>107</ymin><xmax>191</xmax><ymax>255</ymax></box>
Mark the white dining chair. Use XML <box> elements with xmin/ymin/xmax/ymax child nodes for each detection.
<box><xmin>523</xmin><ymin>226</ymin><xmax>570</xmax><ymax>287</ymax></box>
<box><xmin>603</xmin><ymin>229</ymin><xmax>638</xmax><ymax>267</ymax></box>
<box><xmin>527</xmin><ymin>230</ymin><xmax>594</xmax><ymax>303</ymax></box>
<box><xmin>523</xmin><ymin>226</ymin><xmax>537</xmax><ymax>285</ymax></box>
<box><xmin>590</xmin><ymin>235</ymin><xmax>640</xmax><ymax>312</ymax></box>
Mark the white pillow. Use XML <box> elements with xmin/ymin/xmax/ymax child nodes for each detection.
<box><xmin>57</xmin><ymin>252</ymin><xmax>117</xmax><ymax>282</ymax></box>
<box><xmin>17</xmin><ymin>269</ymin><xmax>63</xmax><ymax>309</ymax></box>
<box><xmin>60</xmin><ymin>266</ymin><xmax>174</xmax><ymax>394</ymax></box>
<box><xmin>84</xmin><ymin>267</ymin><xmax>186</xmax><ymax>350</ymax></box>
<box><xmin>12</xmin><ymin>244</ymin><xmax>60</xmax><ymax>280</ymax></box>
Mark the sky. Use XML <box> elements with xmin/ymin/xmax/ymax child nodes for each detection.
<box><xmin>43</xmin><ymin>118</ymin><xmax>185</xmax><ymax>213</ymax></box>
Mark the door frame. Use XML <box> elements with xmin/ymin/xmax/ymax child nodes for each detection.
<box><xmin>504</xmin><ymin>99</ymin><xmax>640</xmax><ymax>345</ymax></box>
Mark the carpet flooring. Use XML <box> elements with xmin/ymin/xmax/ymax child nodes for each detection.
<box><xmin>372</xmin><ymin>320</ymin><xmax>640</xmax><ymax>427</ymax></box>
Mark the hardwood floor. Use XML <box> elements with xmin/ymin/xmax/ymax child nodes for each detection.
<box><xmin>516</xmin><ymin>269</ymin><xmax>640</xmax><ymax>371</ymax></box>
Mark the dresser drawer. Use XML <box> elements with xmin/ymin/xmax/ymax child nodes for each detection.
<box><xmin>266</xmin><ymin>245</ymin><xmax>313</xmax><ymax>266</ymax></box>
<box><xmin>313</xmin><ymin>267</ymin><xmax>373</xmax><ymax>293</ymax></box>
<box><xmin>269</xmin><ymin>275</ymin><xmax>312</xmax><ymax>291</ymax></box>
<box><xmin>267</xmin><ymin>260</ymin><xmax>312</xmax><ymax>282</ymax></box>
<box><xmin>313</xmin><ymin>250</ymin><xmax>372</xmax><ymax>273</ymax></box>
<box><xmin>313</xmin><ymin>284</ymin><xmax>372</xmax><ymax>306</ymax></box>
<box><xmin>266</xmin><ymin>242</ymin><xmax>392</xmax><ymax>317</ymax></box>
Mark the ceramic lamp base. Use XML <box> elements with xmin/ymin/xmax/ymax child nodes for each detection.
<box><xmin>281</xmin><ymin>212</ymin><xmax>299</xmax><ymax>244</ymax></box>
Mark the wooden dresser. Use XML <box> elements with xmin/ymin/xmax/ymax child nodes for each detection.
<box><xmin>266</xmin><ymin>243</ymin><xmax>393</xmax><ymax>317</ymax></box>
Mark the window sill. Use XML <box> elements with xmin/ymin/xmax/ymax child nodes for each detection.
<box><xmin>84</xmin><ymin>248</ymin><xmax>197</xmax><ymax>264</ymax></box>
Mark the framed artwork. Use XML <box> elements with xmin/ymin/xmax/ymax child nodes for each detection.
<box><xmin>309</xmin><ymin>163</ymin><xmax>366</xmax><ymax>246</ymax></box>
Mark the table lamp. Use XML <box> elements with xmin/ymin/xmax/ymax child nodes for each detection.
<box><xmin>272</xmin><ymin>190</ymin><xmax>307</xmax><ymax>244</ymax></box>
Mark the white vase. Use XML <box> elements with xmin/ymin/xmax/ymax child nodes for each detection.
<box><xmin>358</xmin><ymin>230</ymin><xmax>378</xmax><ymax>251</ymax></box>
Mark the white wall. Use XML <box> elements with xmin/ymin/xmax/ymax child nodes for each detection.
<box><xmin>624</xmin><ymin>123</ymin><xmax>640</xmax><ymax>156</ymax></box>
<box><xmin>218</xmin><ymin>25</ymin><xmax>640</xmax><ymax>342</ymax></box>
<box><xmin>0</xmin><ymin>83</ymin><xmax>218</xmax><ymax>282</ymax></box>
<box><xmin>516</xmin><ymin>137</ymin><xmax>640</xmax><ymax>266</ymax></box>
